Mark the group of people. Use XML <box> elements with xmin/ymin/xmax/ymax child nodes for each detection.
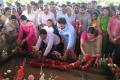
<box><xmin>0</xmin><ymin>1</ymin><xmax>120</xmax><ymax>65</ymax></box>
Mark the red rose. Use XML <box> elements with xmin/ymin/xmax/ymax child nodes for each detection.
<box><xmin>96</xmin><ymin>54</ymin><xmax>101</xmax><ymax>59</ymax></box>
<box><xmin>72</xmin><ymin>60</ymin><xmax>81</xmax><ymax>69</ymax></box>
<box><xmin>112</xmin><ymin>68</ymin><xmax>117</xmax><ymax>73</ymax></box>
<box><xmin>0</xmin><ymin>74</ymin><xmax>3</xmax><ymax>80</ymax></box>
<box><xmin>107</xmin><ymin>58</ymin><xmax>113</xmax><ymax>64</ymax></box>
<box><xmin>71</xmin><ymin>19</ymin><xmax>83</xmax><ymax>34</ymax></box>
<box><xmin>82</xmin><ymin>65</ymin><xmax>89</xmax><ymax>71</ymax></box>
<box><xmin>83</xmin><ymin>54</ymin><xmax>91</xmax><ymax>62</ymax></box>
<box><xmin>92</xmin><ymin>54</ymin><xmax>101</xmax><ymax>60</ymax></box>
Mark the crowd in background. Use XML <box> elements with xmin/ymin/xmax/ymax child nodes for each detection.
<box><xmin>0</xmin><ymin>0</ymin><xmax>120</xmax><ymax>65</ymax></box>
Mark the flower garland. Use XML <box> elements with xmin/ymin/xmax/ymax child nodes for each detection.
<box><xmin>1</xmin><ymin>53</ymin><xmax>120</xmax><ymax>79</ymax></box>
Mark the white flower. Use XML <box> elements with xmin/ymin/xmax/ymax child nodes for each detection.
<box><xmin>28</xmin><ymin>74</ymin><xmax>35</xmax><ymax>80</ymax></box>
<box><xmin>4</xmin><ymin>72</ymin><xmax>7</xmax><ymax>75</ymax></box>
<box><xmin>11</xmin><ymin>49</ymin><xmax>16</xmax><ymax>53</ymax></box>
<box><xmin>7</xmin><ymin>70</ymin><xmax>12</xmax><ymax>73</ymax></box>
<box><xmin>39</xmin><ymin>73</ymin><xmax>45</xmax><ymax>80</ymax></box>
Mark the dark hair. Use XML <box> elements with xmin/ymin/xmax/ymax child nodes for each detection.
<box><xmin>15</xmin><ymin>1</ymin><xmax>21</xmax><ymax>8</ymax></box>
<box><xmin>87</xmin><ymin>27</ymin><xmax>98</xmax><ymax>36</ymax></box>
<box><xmin>58</xmin><ymin>18</ymin><xmax>66</xmax><ymax>24</ymax></box>
<box><xmin>32</xmin><ymin>3</ymin><xmax>39</xmax><ymax>8</ymax></box>
<box><xmin>103</xmin><ymin>7</ymin><xmax>111</xmax><ymax>16</ymax></box>
<box><xmin>4</xmin><ymin>7</ymin><xmax>11</xmax><ymax>14</ymax></box>
<box><xmin>92</xmin><ymin>12</ymin><xmax>98</xmax><ymax>17</ymax></box>
<box><xmin>38</xmin><ymin>0</ymin><xmax>43</xmax><ymax>4</ymax></box>
<box><xmin>4</xmin><ymin>7</ymin><xmax>11</xmax><ymax>12</ymax></box>
<box><xmin>30</xmin><ymin>1</ymin><xmax>36</xmax><ymax>5</ymax></box>
<box><xmin>91</xmin><ymin>1</ymin><xmax>97</xmax><ymax>4</ymax></box>
<box><xmin>74</xmin><ymin>4</ymin><xmax>80</xmax><ymax>8</ymax></box>
<box><xmin>47</xmin><ymin>19</ymin><xmax>53</xmax><ymax>22</ymax></box>
<box><xmin>79</xmin><ymin>5</ymin><xmax>86</xmax><ymax>10</ymax></box>
<box><xmin>110</xmin><ymin>6</ymin><xmax>116</xmax><ymax>11</ymax></box>
<box><xmin>50</xmin><ymin>1</ymin><xmax>55</xmax><ymax>5</ymax></box>
<box><xmin>47</xmin><ymin>19</ymin><xmax>54</xmax><ymax>26</ymax></box>
<box><xmin>20</xmin><ymin>15</ymin><xmax>27</xmax><ymax>20</ymax></box>
<box><xmin>10</xmin><ymin>15</ymin><xmax>16</xmax><ymax>20</ymax></box>
<box><xmin>61</xmin><ymin>4</ymin><xmax>67</xmax><ymax>7</ymax></box>
<box><xmin>39</xmin><ymin>29</ymin><xmax>47</xmax><ymax>35</ymax></box>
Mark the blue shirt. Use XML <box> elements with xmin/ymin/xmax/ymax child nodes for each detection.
<box><xmin>58</xmin><ymin>23</ymin><xmax>76</xmax><ymax>50</ymax></box>
<box><xmin>56</xmin><ymin>10</ymin><xmax>68</xmax><ymax>21</ymax></box>
<box><xmin>0</xmin><ymin>0</ymin><xmax>4</xmax><ymax>6</ymax></box>
<box><xmin>66</xmin><ymin>14</ymin><xmax>76</xmax><ymax>23</ymax></box>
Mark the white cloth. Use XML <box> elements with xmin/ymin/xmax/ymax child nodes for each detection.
<box><xmin>22</xmin><ymin>10</ymin><xmax>34</xmax><ymax>21</ymax></box>
<box><xmin>36</xmin><ymin>33</ymin><xmax>60</xmax><ymax>56</ymax></box>
<box><xmin>43</xmin><ymin>26</ymin><xmax>54</xmax><ymax>33</ymax></box>
<box><xmin>32</xmin><ymin>10</ymin><xmax>40</xmax><ymax>26</ymax></box>
<box><xmin>37</xmin><ymin>11</ymin><xmax>56</xmax><ymax>25</ymax></box>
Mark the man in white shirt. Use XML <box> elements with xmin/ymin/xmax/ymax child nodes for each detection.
<box><xmin>22</xmin><ymin>4</ymin><xmax>34</xmax><ymax>21</ymax></box>
<box><xmin>50</xmin><ymin>2</ymin><xmax>57</xmax><ymax>19</ymax></box>
<box><xmin>35</xmin><ymin>29</ymin><xmax>63</xmax><ymax>59</ymax></box>
<box><xmin>31</xmin><ymin>3</ymin><xmax>40</xmax><ymax>26</ymax></box>
<box><xmin>37</xmin><ymin>4</ymin><xmax>56</xmax><ymax>26</ymax></box>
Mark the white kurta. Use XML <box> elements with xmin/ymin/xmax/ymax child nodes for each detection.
<box><xmin>43</xmin><ymin>26</ymin><xmax>54</xmax><ymax>33</ymax></box>
<box><xmin>22</xmin><ymin>10</ymin><xmax>34</xmax><ymax>22</ymax></box>
<box><xmin>37</xmin><ymin>11</ymin><xmax>56</xmax><ymax>25</ymax></box>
